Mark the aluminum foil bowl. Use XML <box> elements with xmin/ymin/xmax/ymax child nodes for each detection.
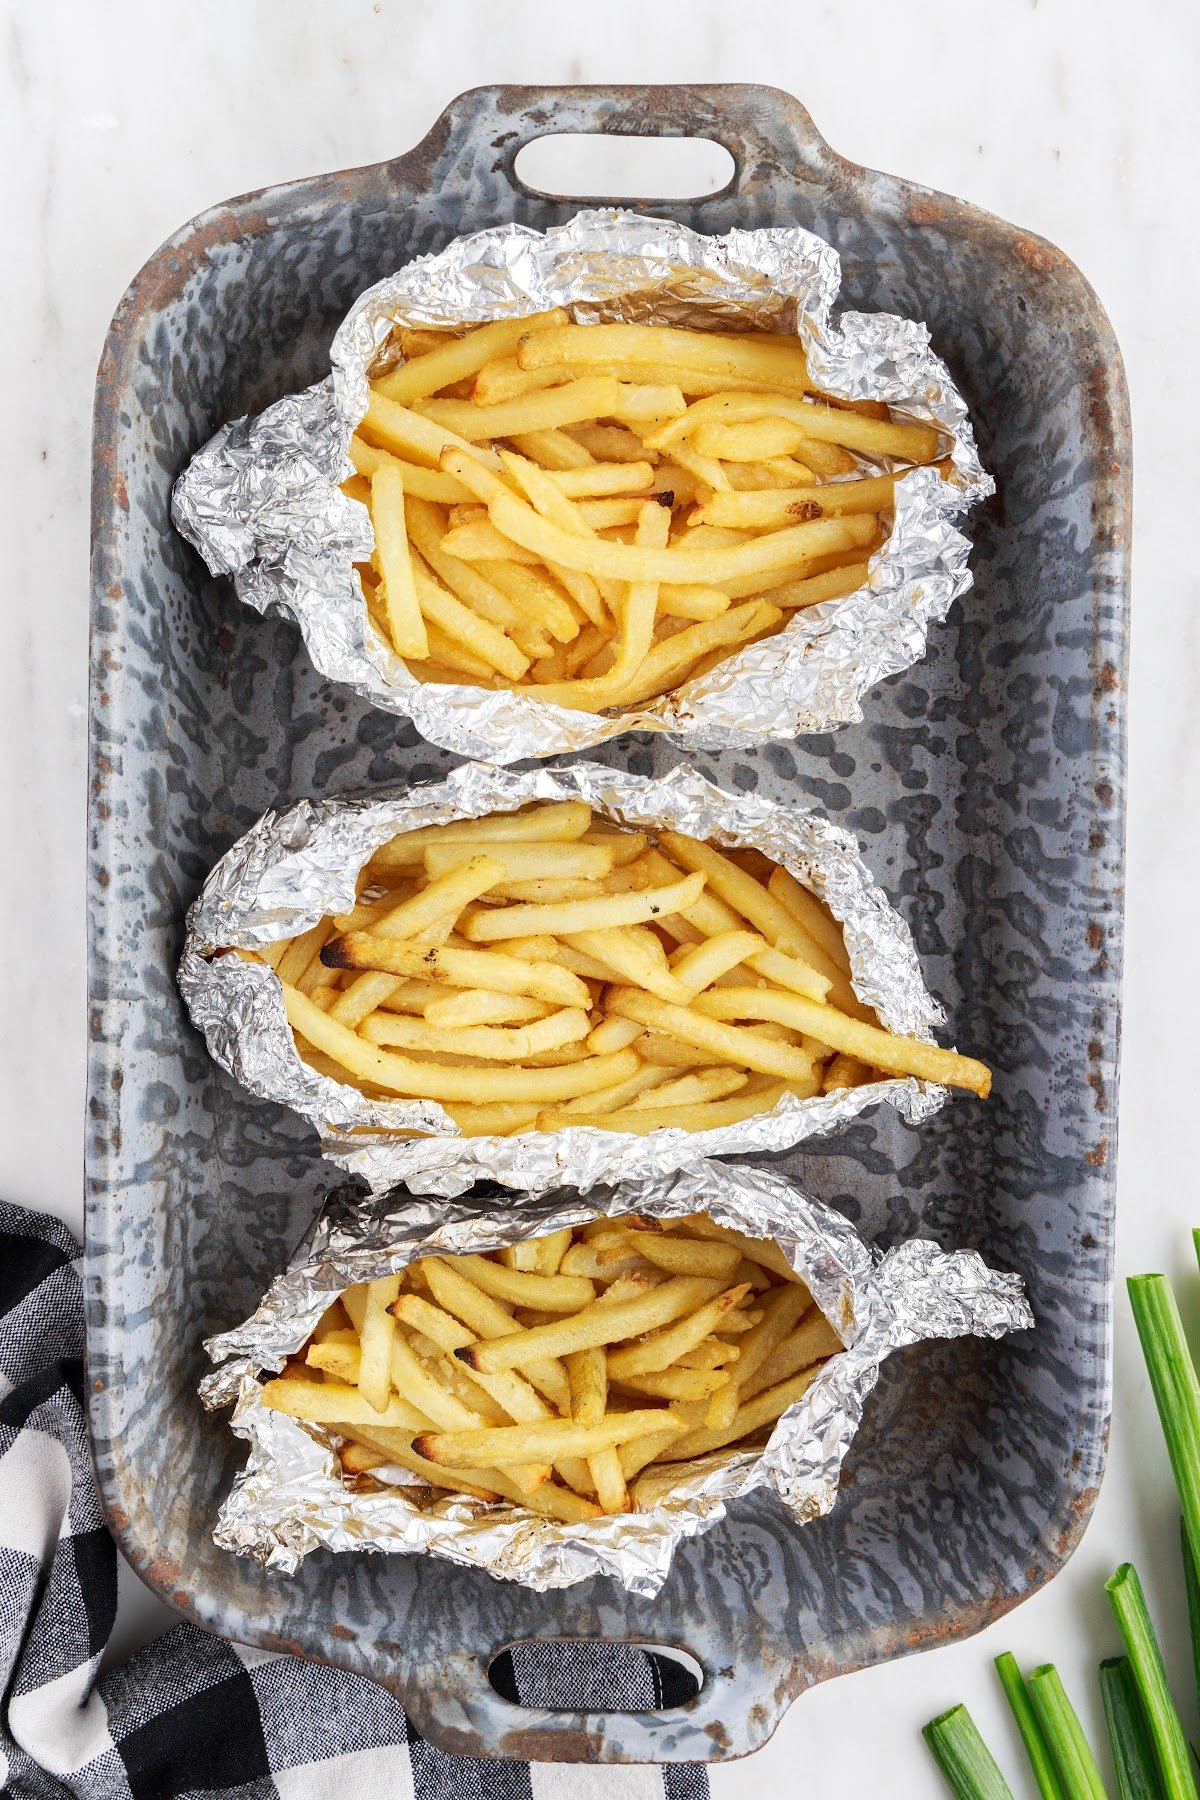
<box><xmin>177</xmin><ymin>761</ymin><xmax>971</xmax><ymax>1198</ymax></box>
<box><xmin>201</xmin><ymin>1165</ymin><xmax>1032</xmax><ymax>1594</ymax></box>
<box><xmin>171</xmin><ymin>209</ymin><xmax>992</xmax><ymax>763</ymax></box>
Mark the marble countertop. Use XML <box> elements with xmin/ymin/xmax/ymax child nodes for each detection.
<box><xmin>3</xmin><ymin>0</ymin><xmax>1194</xmax><ymax>1791</ymax></box>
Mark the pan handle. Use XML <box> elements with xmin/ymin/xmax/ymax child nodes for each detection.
<box><xmin>389</xmin><ymin>1630</ymin><xmax>798</xmax><ymax>1765</ymax></box>
<box><xmin>395</xmin><ymin>83</ymin><xmax>840</xmax><ymax>209</ymax></box>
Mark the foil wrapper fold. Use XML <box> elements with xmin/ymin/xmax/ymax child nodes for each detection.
<box><xmin>179</xmin><ymin>761</ymin><xmax>955</xmax><ymax>1197</ymax></box>
<box><xmin>171</xmin><ymin>209</ymin><xmax>992</xmax><ymax>763</ymax></box>
<box><xmin>202</xmin><ymin>1164</ymin><xmax>1032</xmax><ymax>1593</ymax></box>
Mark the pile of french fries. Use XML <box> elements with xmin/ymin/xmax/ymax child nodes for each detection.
<box><xmin>262</xmin><ymin>1212</ymin><xmax>847</xmax><ymax>1518</ymax></box>
<box><xmin>342</xmin><ymin>313</ymin><xmax>947</xmax><ymax>710</ymax></box>
<box><xmin>246</xmin><ymin>799</ymin><xmax>992</xmax><ymax>1137</ymax></box>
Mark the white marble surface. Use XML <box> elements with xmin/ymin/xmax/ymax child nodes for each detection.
<box><xmin>2</xmin><ymin>0</ymin><xmax>1196</xmax><ymax>1790</ymax></box>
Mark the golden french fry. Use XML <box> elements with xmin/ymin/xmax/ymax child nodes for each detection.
<box><xmin>736</xmin><ymin>1312</ymin><xmax>845</xmax><ymax>1401</ymax></box>
<box><xmin>586</xmin><ymin>1015</ymin><xmax>644</xmax><ymax>1055</ymax></box>
<box><xmin>423</xmin><ymin>840</ymin><xmax>614</xmax><ymax>882</ymax></box>
<box><xmin>369</xmin><ymin>855</ymin><xmax>507</xmax><ymax>941</ymax></box>
<box><xmin>657</xmin><ymin>1363</ymin><xmax>828</xmax><ymax>1463</ymax></box>
<box><xmin>372</xmin><ymin>803</ymin><xmax>593</xmax><ymax>870</ymax></box>
<box><xmin>448</xmin><ymin>1253</ymin><xmax>597</xmax><ymax>1314</ymax></box>
<box><xmin>414</xmin><ymin>1408</ymin><xmax>684</xmax><ymax>1467</ymax></box>
<box><xmin>282</xmin><ymin>983</ymin><xmax>640</xmax><ymax>1103</ymax></box>
<box><xmin>372</xmin><ymin>308</ymin><xmax>570</xmax><ymax>405</ymax></box>
<box><xmin>484</xmin><ymin>491</ymin><xmax>876</xmax><ymax>585</ymax></box>
<box><xmin>616</xmin><ymin>1367</ymin><xmax>728</xmax><ymax>1401</ymax></box>
<box><xmin>261</xmin><ymin>1375</ymin><xmax>430</xmax><ymax>1432</ymax></box>
<box><xmin>509</xmin><ymin>427</ymin><xmax>596</xmax><ymax>470</ymax></box>
<box><xmin>658</xmin><ymin>832</ymin><xmax>814</xmax><ymax>954</ymax></box>
<box><xmin>537</xmin><ymin>1082</ymin><xmax>790</xmax><ymax>1136</ymax></box>
<box><xmin>727</xmin><ymin>1284</ymin><xmax>812</xmax><ymax>1395</ymax></box>
<box><xmin>694</xmin><ymin>468</ymin><xmax>933</xmax><ymax>530</ymax></box>
<box><xmin>822</xmin><ymin>1052</ymin><xmax>874</xmax><ymax>1092</ymax></box>
<box><xmin>421</xmin><ymin>988</ymin><xmax>550</xmax><ymax>1028</ymax></box>
<box><xmin>350</xmin><ymin>436</ymin><xmax>474</xmax><ymax>502</ymax></box>
<box><xmin>516</xmin><ymin>323</ymin><xmax>810</xmax><ymax>391</ymax></box>
<box><xmin>622</xmin><ymin>1233</ymin><xmax>744</xmax><ymax>1281</ymax></box>
<box><xmin>363</xmin><ymin>391</ymin><xmax>503</xmax><ymax>472</ymax></box>
<box><xmin>322</xmin><ymin>936</ymin><xmax>591</xmax><ymax>1009</ymax></box>
<box><xmin>547</xmin><ymin>461</ymin><xmax>656</xmax><ymax>497</ymax></box>
<box><xmin>460</xmin><ymin>870</ymin><xmax>706</xmax><ymax>942</ymax></box>
<box><xmin>766</xmin><ymin>866</ymin><xmax>851</xmax><ymax>970</ymax></box>
<box><xmin>410</xmin><ymin>559</ymin><xmax>529</xmax><ymax>681</ymax></box>
<box><xmin>421</xmin><ymin>1258</ymin><xmax>571</xmax><ymax>1413</ymax></box>
<box><xmin>358</xmin><ymin>1276</ymin><xmax>401</xmax><ymax>1412</ymax></box>
<box><xmin>369</xmin><ymin>464</ymin><xmax>430</xmax><ymax>659</ymax></box>
<box><xmin>588</xmin><ymin>1446</ymin><xmax>630</xmax><ymax>1514</ymax></box>
<box><xmin>605</xmin><ymin>1287</ymin><xmax>755</xmax><ymax>1384</ymax></box>
<box><xmin>566</xmin><ymin>1346</ymin><xmax>607</xmax><ymax>1428</ymax></box>
<box><xmin>360</xmin><ymin>1005</ymin><xmax>590</xmax><ymax>1063</ymax></box>
<box><xmin>335</xmin><ymin>1425</ymin><xmax>502</xmax><ymax>1501</ymax></box>
<box><xmin>461</xmin><ymin>1276</ymin><xmax>725</xmax><ymax>1372</ymax></box>
<box><xmin>605</xmin><ymin>989</ymin><xmax>819</xmax><ymax>1084</ymax></box>
<box><xmin>648</xmin><ymin>389</ymin><xmax>938</xmax><ymax>463</ymax></box>
<box><xmin>691</xmin><ymin>986</ymin><xmax>992</xmax><ymax>1096</ymax></box>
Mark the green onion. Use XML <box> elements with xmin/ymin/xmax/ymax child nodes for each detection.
<box><xmin>923</xmin><ymin>1704</ymin><xmax>1015</xmax><ymax>1799</ymax></box>
<box><xmin>1127</xmin><ymin>1276</ymin><xmax>1200</xmax><ymax>1573</ymax></box>
<box><xmin>1192</xmin><ymin>1229</ymin><xmax>1200</xmax><ymax>1276</ymax></box>
<box><xmin>1100</xmin><ymin>1657</ymin><xmax>1166</xmax><ymax>1800</ymax></box>
<box><xmin>995</xmin><ymin>1652</ymin><xmax>1068</xmax><ymax>1800</ymax></box>
<box><xmin>1107</xmin><ymin>1563</ymin><xmax>1199</xmax><ymax>1800</ymax></box>
<box><xmin>1182</xmin><ymin>1519</ymin><xmax>1200</xmax><ymax>1716</ymax></box>
<box><xmin>1026</xmin><ymin>1665</ymin><xmax>1109</xmax><ymax>1800</ymax></box>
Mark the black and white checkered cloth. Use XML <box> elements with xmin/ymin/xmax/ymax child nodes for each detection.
<box><xmin>0</xmin><ymin>1202</ymin><xmax>709</xmax><ymax>1800</ymax></box>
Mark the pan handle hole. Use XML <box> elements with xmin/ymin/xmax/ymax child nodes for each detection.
<box><xmin>488</xmin><ymin>1639</ymin><xmax>703</xmax><ymax>1712</ymax></box>
<box><xmin>514</xmin><ymin>134</ymin><xmax>735</xmax><ymax>201</ymax></box>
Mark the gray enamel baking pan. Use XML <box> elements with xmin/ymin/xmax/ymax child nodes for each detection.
<box><xmin>86</xmin><ymin>85</ymin><xmax>1128</xmax><ymax>1763</ymax></box>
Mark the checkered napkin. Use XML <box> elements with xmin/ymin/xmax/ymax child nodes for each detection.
<box><xmin>0</xmin><ymin>1201</ymin><xmax>708</xmax><ymax>1800</ymax></box>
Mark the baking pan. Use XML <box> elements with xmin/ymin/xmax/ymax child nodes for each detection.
<box><xmin>86</xmin><ymin>84</ymin><xmax>1128</xmax><ymax>1763</ymax></box>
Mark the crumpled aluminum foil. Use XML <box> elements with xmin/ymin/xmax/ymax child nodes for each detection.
<box><xmin>179</xmin><ymin>761</ymin><xmax>957</xmax><ymax>1198</ymax></box>
<box><xmin>171</xmin><ymin>209</ymin><xmax>992</xmax><ymax>764</ymax></box>
<box><xmin>201</xmin><ymin>1163</ymin><xmax>1032</xmax><ymax>1593</ymax></box>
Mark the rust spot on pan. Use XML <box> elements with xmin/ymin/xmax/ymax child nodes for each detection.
<box><xmin>1085</xmin><ymin>1136</ymin><xmax>1109</xmax><ymax>1168</ymax></box>
<box><xmin>907</xmin><ymin>197</ymin><xmax>947</xmax><ymax>226</ymax></box>
<box><xmin>1012</xmin><ymin>232</ymin><xmax>1061</xmax><ymax>275</ymax></box>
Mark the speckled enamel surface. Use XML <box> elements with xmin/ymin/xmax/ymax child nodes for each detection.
<box><xmin>86</xmin><ymin>84</ymin><xmax>1128</xmax><ymax>1763</ymax></box>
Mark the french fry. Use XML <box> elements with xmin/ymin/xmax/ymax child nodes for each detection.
<box><xmin>413</xmin><ymin>1408</ymin><xmax>685</xmax><ymax>1467</ymax></box>
<box><xmin>369</xmin><ymin>464</ymin><xmax>430</xmax><ymax>659</ymax></box>
<box><xmin>373</xmin><ymin>308</ymin><xmax>570</xmax><ymax>405</ymax></box>
<box><xmin>622</xmin><ymin>1233</ymin><xmax>744</xmax><ymax>1282</ymax></box>
<box><xmin>421</xmin><ymin>1258</ymin><xmax>571</xmax><ymax>1413</ymax></box>
<box><xmin>358</xmin><ymin>1276</ymin><xmax>401</xmax><ymax>1412</ymax></box>
<box><xmin>410</xmin><ymin>560</ymin><xmax>529</xmax><ymax>680</ymax></box>
<box><xmin>509</xmin><ymin>427</ymin><xmax>596</xmax><ymax>470</ymax></box>
<box><xmin>691</xmin><ymin>987</ymin><xmax>992</xmax><ymax>1096</ymax></box>
<box><xmin>734</xmin><ymin>1311</ymin><xmax>845</xmax><ymax>1401</ymax></box>
<box><xmin>648</xmin><ymin>389</ymin><xmax>939</xmax><ymax>463</ymax></box>
<box><xmin>657</xmin><ymin>1363</ymin><xmax>829</xmax><ymax>1463</ymax></box>
<box><xmin>484</xmin><ymin>491</ymin><xmax>876</xmax><ymax>586</ymax></box>
<box><xmin>422</xmin><ymin>989</ymin><xmax>551</xmax><ymax>1029</ymax></box>
<box><xmin>281</xmin><ymin>983</ymin><xmax>641</xmax><ymax>1103</ymax></box>
<box><xmin>360</xmin><ymin>1005</ymin><xmax>590</xmax><ymax>1063</ymax></box>
<box><xmin>261</xmin><ymin>1375</ymin><xmax>430</xmax><ymax>1432</ymax></box>
<box><xmin>567</xmin><ymin>1346</ymin><xmax>607</xmax><ymax>1427</ymax></box>
<box><xmin>459</xmin><ymin>1275</ymin><xmax>725</xmax><ymax>1372</ymax></box>
<box><xmin>766</xmin><ymin>866</ymin><xmax>851</xmax><ymax>970</ymax></box>
<box><xmin>536</xmin><ymin>1083</ymin><xmax>791</xmax><ymax>1136</ymax></box>
<box><xmin>423</xmin><ymin>840</ymin><xmax>614</xmax><ymax>882</ymax></box>
<box><xmin>350</xmin><ymin>436</ymin><xmax>473</xmax><ymax>503</ymax></box>
<box><xmin>606</xmin><ymin>1283</ymin><xmax>753</xmax><ymax>1379</ymax></box>
<box><xmin>617</xmin><ymin>1368</ymin><xmax>728</xmax><ymax>1401</ymax></box>
<box><xmin>451</xmin><ymin>1254</ymin><xmax>597</xmax><ymax>1314</ymax></box>
<box><xmin>323</xmin><ymin>936</ymin><xmax>590</xmax><ymax>1009</ymax></box>
<box><xmin>605</xmin><ymin>989</ymin><xmax>819</xmax><ymax>1084</ymax></box>
<box><xmin>460</xmin><ymin>870</ymin><xmax>706</xmax><ymax>942</ymax></box>
<box><xmin>547</xmin><ymin>461</ymin><xmax>656</xmax><ymax>497</ymax></box>
<box><xmin>371</xmin><ymin>802</ymin><xmax>593</xmax><ymax>869</ymax></box>
<box><xmin>517</xmin><ymin>323</ymin><xmax>811</xmax><ymax>392</ymax></box>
